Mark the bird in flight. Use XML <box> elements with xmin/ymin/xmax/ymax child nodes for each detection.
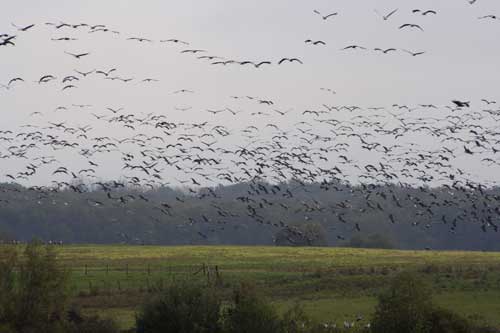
<box><xmin>452</xmin><ymin>100</ymin><xmax>470</xmax><ymax>108</ymax></box>
<box><xmin>175</xmin><ymin>106</ymin><xmax>192</xmax><ymax>112</ymax></box>
<box><xmin>320</xmin><ymin>88</ymin><xmax>336</xmax><ymax>94</ymax></box>
<box><xmin>212</xmin><ymin>60</ymin><xmax>236</xmax><ymax>66</ymax></box>
<box><xmin>403</xmin><ymin>50</ymin><xmax>425</xmax><ymax>56</ymax></box>
<box><xmin>278</xmin><ymin>58</ymin><xmax>303</xmax><ymax>65</ymax></box>
<box><xmin>478</xmin><ymin>15</ymin><xmax>498</xmax><ymax>20</ymax></box>
<box><xmin>160</xmin><ymin>39</ymin><xmax>189</xmax><ymax>45</ymax></box>
<box><xmin>174</xmin><ymin>89</ymin><xmax>194</xmax><ymax>94</ymax></box>
<box><xmin>127</xmin><ymin>37</ymin><xmax>152</xmax><ymax>42</ymax></box>
<box><xmin>0</xmin><ymin>35</ymin><xmax>16</xmax><ymax>46</ymax></box>
<box><xmin>305</xmin><ymin>39</ymin><xmax>326</xmax><ymax>46</ymax></box>
<box><xmin>38</xmin><ymin>75</ymin><xmax>57</xmax><ymax>84</ymax></box>
<box><xmin>62</xmin><ymin>85</ymin><xmax>77</xmax><ymax>91</ymax></box>
<box><xmin>374</xmin><ymin>8</ymin><xmax>398</xmax><ymax>21</ymax></box>
<box><xmin>65</xmin><ymin>51</ymin><xmax>90</xmax><ymax>59</ymax></box>
<box><xmin>96</xmin><ymin>68</ymin><xmax>116</xmax><ymax>76</ymax></box>
<box><xmin>413</xmin><ymin>9</ymin><xmax>437</xmax><ymax>16</ymax></box>
<box><xmin>75</xmin><ymin>69</ymin><xmax>94</xmax><ymax>77</ymax></box>
<box><xmin>52</xmin><ymin>37</ymin><xmax>78</xmax><ymax>41</ymax></box>
<box><xmin>198</xmin><ymin>55</ymin><xmax>223</xmax><ymax>60</ymax></box>
<box><xmin>239</xmin><ymin>61</ymin><xmax>256</xmax><ymax>67</ymax></box>
<box><xmin>254</xmin><ymin>61</ymin><xmax>272</xmax><ymax>68</ymax></box>
<box><xmin>399</xmin><ymin>24</ymin><xmax>424</xmax><ymax>32</ymax></box>
<box><xmin>11</xmin><ymin>23</ymin><xmax>35</xmax><ymax>31</ymax></box>
<box><xmin>106</xmin><ymin>107</ymin><xmax>123</xmax><ymax>114</ymax></box>
<box><xmin>374</xmin><ymin>48</ymin><xmax>397</xmax><ymax>54</ymax></box>
<box><xmin>313</xmin><ymin>10</ymin><xmax>338</xmax><ymax>20</ymax></box>
<box><xmin>481</xmin><ymin>99</ymin><xmax>496</xmax><ymax>105</ymax></box>
<box><xmin>8</xmin><ymin>77</ymin><xmax>24</xmax><ymax>86</ymax></box>
<box><xmin>342</xmin><ymin>45</ymin><xmax>367</xmax><ymax>50</ymax></box>
<box><xmin>181</xmin><ymin>49</ymin><xmax>206</xmax><ymax>54</ymax></box>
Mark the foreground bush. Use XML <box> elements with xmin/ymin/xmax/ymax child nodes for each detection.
<box><xmin>429</xmin><ymin>308</ymin><xmax>472</xmax><ymax>333</ymax></box>
<box><xmin>135</xmin><ymin>281</ymin><xmax>330</xmax><ymax>333</ymax></box>
<box><xmin>136</xmin><ymin>283</ymin><xmax>223</xmax><ymax>333</ymax></box>
<box><xmin>371</xmin><ymin>271</ymin><xmax>434</xmax><ymax>333</ymax></box>
<box><xmin>0</xmin><ymin>247</ymin><xmax>17</xmax><ymax>332</ymax></box>
<box><xmin>223</xmin><ymin>282</ymin><xmax>283</xmax><ymax>333</ymax></box>
<box><xmin>67</xmin><ymin>314</ymin><xmax>119</xmax><ymax>333</ymax></box>
<box><xmin>371</xmin><ymin>271</ymin><xmax>474</xmax><ymax>333</ymax></box>
<box><xmin>0</xmin><ymin>241</ymin><xmax>70</xmax><ymax>333</ymax></box>
<box><xmin>0</xmin><ymin>241</ymin><xmax>118</xmax><ymax>333</ymax></box>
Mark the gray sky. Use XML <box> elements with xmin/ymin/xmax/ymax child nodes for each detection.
<box><xmin>1</xmin><ymin>0</ymin><xmax>500</xmax><ymax>187</ymax></box>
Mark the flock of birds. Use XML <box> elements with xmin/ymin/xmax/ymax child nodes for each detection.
<box><xmin>1</xmin><ymin>1</ymin><xmax>500</xmax><ymax>245</ymax></box>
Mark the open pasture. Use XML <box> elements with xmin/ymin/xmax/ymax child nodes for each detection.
<box><xmin>3</xmin><ymin>245</ymin><xmax>500</xmax><ymax>329</ymax></box>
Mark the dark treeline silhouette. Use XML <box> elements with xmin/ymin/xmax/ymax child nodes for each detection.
<box><xmin>1</xmin><ymin>180</ymin><xmax>499</xmax><ymax>250</ymax></box>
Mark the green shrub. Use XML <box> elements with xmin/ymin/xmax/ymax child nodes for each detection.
<box><xmin>371</xmin><ymin>271</ymin><xmax>434</xmax><ymax>333</ymax></box>
<box><xmin>371</xmin><ymin>271</ymin><xmax>475</xmax><ymax>333</ymax></box>
<box><xmin>0</xmin><ymin>246</ymin><xmax>17</xmax><ymax>330</ymax></box>
<box><xmin>0</xmin><ymin>241</ymin><xmax>71</xmax><ymax>333</ymax></box>
<box><xmin>429</xmin><ymin>308</ymin><xmax>472</xmax><ymax>333</ymax></box>
<box><xmin>224</xmin><ymin>282</ymin><xmax>283</xmax><ymax>333</ymax></box>
<box><xmin>63</xmin><ymin>305</ymin><xmax>119</xmax><ymax>333</ymax></box>
<box><xmin>68</xmin><ymin>316</ymin><xmax>119</xmax><ymax>333</ymax></box>
<box><xmin>136</xmin><ymin>282</ymin><xmax>223</xmax><ymax>333</ymax></box>
<box><xmin>16</xmin><ymin>241</ymin><xmax>70</xmax><ymax>330</ymax></box>
<box><xmin>1</xmin><ymin>241</ymin><xmax>119</xmax><ymax>333</ymax></box>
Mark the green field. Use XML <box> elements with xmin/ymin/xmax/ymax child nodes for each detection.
<box><xmin>4</xmin><ymin>245</ymin><xmax>500</xmax><ymax>330</ymax></box>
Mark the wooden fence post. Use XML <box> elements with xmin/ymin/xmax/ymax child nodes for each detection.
<box><xmin>215</xmin><ymin>265</ymin><xmax>222</xmax><ymax>287</ymax></box>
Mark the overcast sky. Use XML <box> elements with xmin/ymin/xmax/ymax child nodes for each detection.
<box><xmin>1</xmin><ymin>0</ymin><xmax>500</xmax><ymax>186</ymax></box>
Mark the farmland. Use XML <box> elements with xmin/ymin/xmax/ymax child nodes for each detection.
<box><xmin>3</xmin><ymin>245</ymin><xmax>500</xmax><ymax>330</ymax></box>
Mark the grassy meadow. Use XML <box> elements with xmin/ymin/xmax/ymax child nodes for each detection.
<box><xmin>3</xmin><ymin>245</ymin><xmax>500</xmax><ymax>330</ymax></box>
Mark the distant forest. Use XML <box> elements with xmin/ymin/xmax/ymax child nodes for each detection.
<box><xmin>0</xmin><ymin>180</ymin><xmax>499</xmax><ymax>251</ymax></box>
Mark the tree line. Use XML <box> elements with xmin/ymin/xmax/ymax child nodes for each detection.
<box><xmin>1</xmin><ymin>180</ymin><xmax>499</xmax><ymax>250</ymax></box>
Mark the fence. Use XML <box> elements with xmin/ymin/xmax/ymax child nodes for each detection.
<box><xmin>71</xmin><ymin>263</ymin><xmax>223</xmax><ymax>295</ymax></box>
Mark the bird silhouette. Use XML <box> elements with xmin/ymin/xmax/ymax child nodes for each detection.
<box><xmin>403</xmin><ymin>50</ymin><xmax>426</xmax><ymax>57</ymax></box>
<box><xmin>278</xmin><ymin>58</ymin><xmax>303</xmax><ymax>65</ymax></box>
<box><xmin>374</xmin><ymin>48</ymin><xmax>397</xmax><ymax>54</ymax></box>
<box><xmin>399</xmin><ymin>23</ymin><xmax>424</xmax><ymax>31</ymax></box>
<box><xmin>452</xmin><ymin>100</ymin><xmax>470</xmax><ymax>108</ymax></box>
<box><xmin>374</xmin><ymin>8</ymin><xmax>398</xmax><ymax>21</ymax></box>
<box><xmin>413</xmin><ymin>9</ymin><xmax>437</xmax><ymax>16</ymax></box>
<box><xmin>478</xmin><ymin>15</ymin><xmax>498</xmax><ymax>20</ymax></box>
<box><xmin>305</xmin><ymin>39</ymin><xmax>326</xmax><ymax>46</ymax></box>
<box><xmin>313</xmin><ymin>10</ymin><xmax>338</xmax><ymax>20</ymax></box>
<box><xmin>65</xmin><ymin>51</ymin><xmax>90</xmax><ymax>59</ymax></box>
<box><xmin>160</xmin><ymin>39</ymin><xmax>189</xmax><ymax>45</ymax></box>
<box><xmin>11</xmin><ymin>23</ymin><xmax>35</xmax><ymax>31</ymax></box>
<box><xmin>342</xmin><ymin>45</ymin><xmax>367</xmax><ymax>50</ymax></box>
<box><xmin>127</xmin><ymin>37</ymin><xmax>152</xmax><ymax>42</ymax></box>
